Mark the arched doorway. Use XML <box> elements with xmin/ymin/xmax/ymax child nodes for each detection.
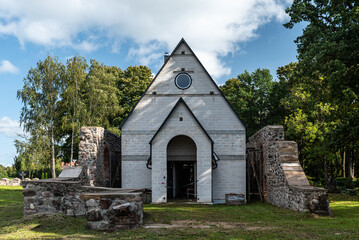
<box><xmin>167</xmin><ymin>135</ymin><xmax>197</xmax><ymax>201</ymax></box>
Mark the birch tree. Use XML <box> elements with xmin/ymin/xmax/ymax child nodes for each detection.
<box><xmin>17</xmin><ymin>56</ymin><xmax>64</xmax><ymax>178</ymax></box>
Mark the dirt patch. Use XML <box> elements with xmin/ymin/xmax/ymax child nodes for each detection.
<box><xmin>144</xmin><ymin>220</ymin><xmax>274</xmax><ymax>231</ymax></box>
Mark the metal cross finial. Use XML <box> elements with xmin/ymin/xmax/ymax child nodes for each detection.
<box><xmin>19</xmin><ymin>171</ymin><xmax>26</xmax><ymax>181</ymax></box>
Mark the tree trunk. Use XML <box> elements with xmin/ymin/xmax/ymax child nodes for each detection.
<box><xmin>346</xmin><ymin>150</ymin><xmax>354</xmax><ymax>180</ymax></box>
<box><xmin>70</xmin><ymin>123</ymin><xmax>74</xmax><ymax>167</ymax></box>
<box><xmin>343</xmin><ymin>151</ymin><xmax>346</xmax><ymax>177</ymax></box>
<box><xmin>70</xmin><ymin>76</ymin><xmax>78</xmax><ymax>167</ymax></box>
<box><xmin>51</xmin><ymin>125</ymin><xmax>56</xmax><ymax>178</ymax></box>
<box><xmin>323</xmin><ymin>156</ymin><xmax>328</xmax><ymax>188</ymax></box>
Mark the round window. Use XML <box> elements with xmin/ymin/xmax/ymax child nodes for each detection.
<box><xmin>175</xmin><ymin>73</ymin><xmax>192</xmax><ymax>90</ymax></box>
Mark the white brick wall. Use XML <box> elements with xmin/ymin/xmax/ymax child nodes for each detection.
<box><xmin>121</xmin><ymin>160</ymin><xmax>151</xmax><ymax>189</ymax></box>
<box><xmin>121</xmin><ymin>41</ymin><xmax>246</xmax><ymax>202</ymax></box>
<box><xmin>213</xmin><ymin>160</ymin><xmax>246</xmax><ymax>201</ymax></box>
<box><xmin>211</xmin><ymin>134</ymin><xmax>246</xmax><ymax>156</ymax></box>
<box><xmin>151</xmin><ymin>102</ymin><xmax>212</xmax><ymax>203</ymax></box>
<box><xmin>123</xmin><ymin>96</ymin><xmax>244</xmax><ymax>131</ymax></box>
<box><xmin>121</xmin><ymin>133</ymin><xmax>152</xmax><ymax>156</ymax></box>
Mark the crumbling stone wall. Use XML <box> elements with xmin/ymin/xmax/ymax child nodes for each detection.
<box><xmin>82</xmin><ymin>192</ymin><xmax>143</xmax><ymax>231</ymax></box>
<box><xmin>22</xmin><ymin>179</ymin><xmax>143</xmax><ymax>230</ymax></box>
<box><xmin>247</xmin><ymin>126</ymin><xmax>330</xmax><ymax>215</ymax></box>
<box><xmin>78</xmin><ymin>127</ymin><xmax>121</xmax><ymax>187</ymax></box>
<box><xmin>0</xmin><ymin>177</ymin><xmax>22</xmax><ymax>186</ymax></box>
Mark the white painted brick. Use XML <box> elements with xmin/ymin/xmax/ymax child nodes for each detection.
<box><xmin>121</xmin><ymin>41</ymin><xmax>246</xmax><ymax>203</ymax></box>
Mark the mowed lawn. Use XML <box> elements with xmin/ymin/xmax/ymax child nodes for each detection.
<box><xmin>0</xmin><ymin>186</ymin><xmax>358</xmax><ymax>239</ymax></box>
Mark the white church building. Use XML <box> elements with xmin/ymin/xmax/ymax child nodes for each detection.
<box><xmin>119</xmin><ymin>39</ymin><xmax>246</xmax><ymax>203</ymax></box>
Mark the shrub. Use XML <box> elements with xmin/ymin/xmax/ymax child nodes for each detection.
<box><xmin>336</xmin><ymin>177</ymin><xmax>355</xmax><ymax>189</ymax></box>
<box><xmin>0</xmin><ymin>168</ymin><xmax>8</xmax><ymax>179</ymax></box>
<box><xmin>353</xmin><ymin>179</ymin><xmax>359</xmax><ymax>188</ymax></box>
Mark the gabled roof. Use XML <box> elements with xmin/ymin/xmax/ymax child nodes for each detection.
<box><xmin>119</xmin><ymin>38</ymin><xmax>246</xmax><ymax>130</ymax></box>
<box><xmin>149</xmin><ymin>97</ymin><xmax>213</xmax><ymax>144</ymax></box>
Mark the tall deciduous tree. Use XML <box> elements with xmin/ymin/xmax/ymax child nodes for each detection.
<box><xmin>17</xmin><ymin>56</ymin><xmax>64</xmax><ymax>178</ymax></box>
<box><xmin>115</xmin><ymin>65</ymin><xmax>152</xmax><ymax>127</ymax></box>
<box><xmin>82</xmin><ymin>60</ymin><xmax>121</xmax><ymax>133</ymax></box>
<box><xmin>285</xmin><ymin>0</ymin><xmax>359</xmax><ymax>178</ymax></box>
<box><xmin>59</xmin><ymin>56</ymin><xmax>88</xmax><ymax>166</ymax></box>
<box><xmin>220</xmin><ymin>68</ymin><xmax>276</xmax><ymax>136</ymax></box>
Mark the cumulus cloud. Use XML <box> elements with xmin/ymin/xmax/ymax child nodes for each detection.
<box><xmin>0</xmin><ymin>0</ymin><xmax>290</xmax><ymax>78</ymax></box>
<box><xmin>0</xmin><ymin>117</ymin><xmax>22</xmax><ymax>137</ymax></box>
<box><xmin>0</xmin><ymin>60</ymin><xmax>19</xmax><ymax>74</ymax></box>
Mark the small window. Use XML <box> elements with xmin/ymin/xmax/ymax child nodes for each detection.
<box><xmin>179</xmin><ymin>117</ymin><xmax>183</xmax><ymax>121</ymax></box>
<box><xmin>181</xmin><ymin>51</ymin><xmax>185</xmax><ymax>54</ymax></box>
<box><xmin>175</xmin><ymin>73</ymin><xmax>192</xmax><ymax>90</ymax></box>
<box><xmin>181</xmin><ymin>68</ymin><xmax>185</xmax><ymax>71</ymax></box>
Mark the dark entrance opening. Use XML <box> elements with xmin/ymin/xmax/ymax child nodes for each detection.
<box><xmin>166</xmin><ymin>135</ymin><xmax>197</xmax><ymax>201</ymax></box>
<box><xmin>167</xmin><ymin>161</ymin><xmax>196</xmax><ymax>200</ymax></box>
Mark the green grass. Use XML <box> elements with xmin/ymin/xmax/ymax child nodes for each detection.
<box><xmin>0</xmin><ymin>186</ymin><xmax>358</xmax><ymax>239</ymax></box>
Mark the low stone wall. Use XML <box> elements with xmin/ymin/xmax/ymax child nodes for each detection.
<box><xmin>22</xmin><ymin>179</ymin><xmax>86</xmax><ymax>216</ymax></box>
<box><xmin>22</xmin><ymin>179</ymin><xmax>144</xmax><ymax>230</ymax></box>
<box><xmin>247</xmin><ymin>126</ymin><xmax>331</xmax><ymax>215</ymax></box>
<box><xmin>0</xmin><ymin>178</ymin><xmax>22</xmax><ymax>186</ymax></box>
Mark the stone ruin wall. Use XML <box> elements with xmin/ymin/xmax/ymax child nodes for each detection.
<box><xmin>0</xmin><ymin>177</ymin><xmax>22</xmax><ymax>186</ymax></box>
<box><xmin>22</xmin><ymin>179</ymin><xmax>143</xmax><ymax>230</ymax></box>
<box><xmin>78</xmin><ymin>127</ymin><xmax>121</xmax><ymax>187</ymax></box>
<box><xmin>247</xmin><ymin>126</ymin><xmax>331</xmax><ymax>215</ymax></box>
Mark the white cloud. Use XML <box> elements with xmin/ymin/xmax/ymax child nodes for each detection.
<box><xmin>0</xmin><ymin>60</ymin><xmax>19</xmax><ymax>74</ymax></box>
<box><xmin>0</xmin><ymin>117</ymin><xmax>23</xmax><ymax>137</ymax></box>
<box><xmin>0</xmin><ymin>0</ymin><xmax>290</xmax><ymax>78</ymax></box>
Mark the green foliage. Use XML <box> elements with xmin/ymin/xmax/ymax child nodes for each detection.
<box><xmin>5</xmin><ymin>166</ymin><xmax>16</xmax><ymax>178</ymax></box>
<box><xmin>16</xmin><ymin>55</ymin><xmax>152</xmax><ymax>173</ymax></box>
<box><xmin>0</xmin><ymin>168</ymin><xmax>8</xmax><ymax>179</ymax></box>
<box><xmin>115</xmin><ymin>65</ymin><xmax>152</xmax><ymax>126</ymax></box>
<box><xmin>221</xmin><ymin>69</ymin><xmax>284</xmax><ymax>136</ymax></box>
<box><xmin>82</xmin><ymin>60</ymin><xmax>121</xmax><ymax>128</ymax></box>
<box><xmin>58</xmin><ymin>55</ymin><xmax>88</xmax><ymax>166</ymax></box>
<box><xmin>17</xmin><ymin>56</ymin><xmax>65</xmax><ymax>178</ymax></box>
<box><xmin>14</xmin><ymin>131</ymin><xmax>52</xmax><ymax>178</ymax></box>
<box><xmin>336</xmin><ymin>177</ymin><xmax>355</xmax><ymax>190</ymax></box>
<box><xmin>284</xmin><ymin>0</ymin><xmax>359</xmax><ymax>178</ymax></box>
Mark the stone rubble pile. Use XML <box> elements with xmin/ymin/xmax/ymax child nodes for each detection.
<box><xmin>0</xmin><ymin>177</ymin><xmax>22</xmax><ymax>186</ymax></box>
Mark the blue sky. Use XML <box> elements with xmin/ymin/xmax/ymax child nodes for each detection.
<box><xmin>0</xmin><ymin>0</ymin><xmax>304</xmax><ymax>166</ymax></box>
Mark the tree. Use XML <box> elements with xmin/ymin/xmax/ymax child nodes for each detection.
<box><xmin>115</xmin><ymin>65</ymin><xmax>152</xmax><ymax>127</ymax></box>
<box><xmin>285</xmin><ymin>0</ymin><xmax>359</xmax><ymax>178</ymax></box>
<box><xmin>15</xmin><ymin>55</ymin><xmax>153</xmax><ymax>173</ymax></box>
<box><xmin>82</xmin><ymin>60</ymin><xmax>121</xmax><ymax>133</ymax></box>
<box><xmin>17</xmin><ymin>56</ymin><xmax>64</xmax><ymax>178</ymax></box>
<box><xmin>59</xmin><ymin>55</ymin><xmax>88</xmax><ymax>166</ymax></box>
<box><xmin>14</xmin><ymin>130</ymin><xmax>51</xmax><ymax>178</ymax></box>
<box><xmin>220</xmin><ymin>68</ymin><xmax>276</xmax><ymax>136</ymax></box>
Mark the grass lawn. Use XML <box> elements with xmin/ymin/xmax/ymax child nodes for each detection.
<box><xmin>0</xmin><ymin>186</ymin><xmax>358</xmax><ymax>239</ymax></box>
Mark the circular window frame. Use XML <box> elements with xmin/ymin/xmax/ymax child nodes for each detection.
<box><xmin>175</xmin><ymin>73</ymin><xmax>192</xmax><ymax>90</ymax></box>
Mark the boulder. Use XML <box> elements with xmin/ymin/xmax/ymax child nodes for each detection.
<box><xmin>87</xmin><ymin>209</ymin><xmax>103</xmax><ymax>221</ymax></box>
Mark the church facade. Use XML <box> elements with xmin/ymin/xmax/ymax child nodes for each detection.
<box><xmin>120</xmin><ymin>39</ymin><xmax>246</xmax><ymax>203</ymax></box>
